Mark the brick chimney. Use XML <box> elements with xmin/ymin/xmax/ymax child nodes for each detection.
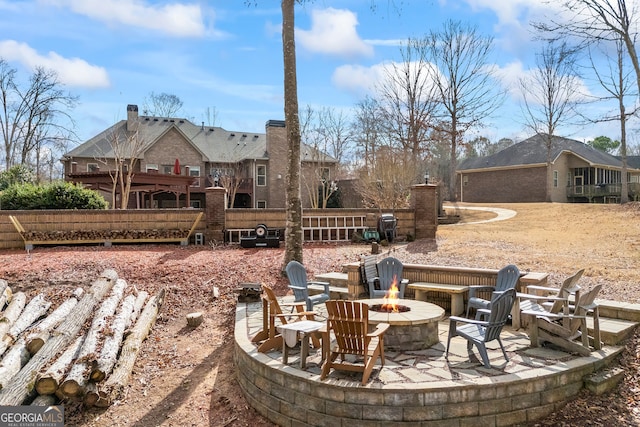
<box><xmin>127</xmin><ymin>104</ymin><xmax>139</xmax><ymax>132</ymax></box>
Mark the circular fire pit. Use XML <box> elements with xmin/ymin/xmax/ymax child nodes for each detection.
<box><xmin>369</xmin><ymin>303</ymin><xmax>411</xmax><ymax>313</ymax></box>
<box><xmin>361</xmin><ymin>298</ymin><xmax>444</xmax><ymax>351</ymax></box>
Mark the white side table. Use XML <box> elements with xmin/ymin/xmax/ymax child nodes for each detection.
<box><xmin>277</xmin><ymin>320</ymin><xmax>324</xmax><ymax>369</ymax></box>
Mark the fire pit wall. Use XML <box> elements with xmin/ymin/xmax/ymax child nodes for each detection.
<box><xmin>234</xmin><ymin>304</ymin><xmax>611</xmax><ymax>426</ymax></box>
<box><xmin>384</xmin><ymin>322</ymin><xmax>439</xmax><ymax>351</ymax></box>
<box><xmin>344</xmin><ymin>263</ymin><xmax>549</xmax><ymax>309</ymax></box>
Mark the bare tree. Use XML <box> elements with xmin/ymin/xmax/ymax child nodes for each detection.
<box><xmin>354</xmin><ymin>145</ymin><xmax>418</xmax><ymax>210</ymax></box>
<box><xmin>97</xmin><ymin>124</ymin><xmax>146</xmax><ymax>209</ymax></box>
<box><xmin>352</xmin><ymin>96</ymin><xmax>383</xmax><ymax>172</ymax></box>
<box><xmin>536</xmin><ymin>0</ymin><xmax>640</xmax><ymax>103</ymax></box>
<box><xmin>142</xmin><ymin>92</ymin><xmax>183</xmax><ymax>117</ymax></box>
<box><xmin>210</xmin><ymin>162</ymin><xmax>249</xmax><ymax>208</ymax></box>
<box><xmin>426</xmin><ymin>20</ymin><xmax>504</xmax><ymax>201</ymax></box>
<box><xmin>587</xmin><ymin>38</ymin><xmax>638</xmax><ymax>203</ymax></box>
<box><xmin>375</xmin><ymin>38</ymin><xmax>438</xmax><ymax>159</ymax></box>
<box><xmin>0</xmin><ymin>60</ymin><xmax>77</xmax><ymax>172</ymax></box>
<box><xmin>299</xmin><ymin>105</ymin><xmax>340</xmax><ymax>209</ymax></box>
<box><xmin>519</xmin><ymin>42</ymin><xmax>582</xmax><ymax>201</ymax></box>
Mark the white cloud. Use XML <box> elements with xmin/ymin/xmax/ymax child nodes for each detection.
<box><xmin>40</xmin><ymin>0</ymin><xmax>207</xmax><ymax>38</ymax></box>
<box><xmin>332</xmin><ymin>63</ymin><xmax>385</xmax><ymax>96</ymax></box>
<box><xmin>297</xmin><ymin>8</ymin><xmax>374</xmax><ymax>59</ymax></box>
<box><xmin>0</xmin><ymin>40</ymin><xmax>110</xmax><ymax>88</ymax></box>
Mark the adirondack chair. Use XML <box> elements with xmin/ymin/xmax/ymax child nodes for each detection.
<box><xmin>513</xmin><ymin>269</ymin><xmax>584</xmax><ymax>329</ymax></box>
<box><xmin>446</xmin><ymin>288</ymin><xmax>516</xmax><ymax>368</ymax></box>
<box><xmin>285</xmin><ymin>260</ymin><xmax>331</xmax><ymax>311</ymax></box>
<box><xmin>368</xmin><ymin>257</ymin><xmax>409</xmax><ymax>299</ymax></box>
<box><xmin>360</xmin><ymin>255</ymin><xmax>379</xmax><ymax>297</ymax></box>
<box><xmin>466</xmin><ymin>264</ymin><xmax>520</xmax><ymax>318</ymax></box>
<box><xmin>523</xmin><ymin>284</ymin><xmax>602</xmax><ymax>356</ymax></box>
<box><xmin>251</xmin><ymin>284</ymin><xmax>320</xmax><ymax>353</ymax></box>
<box><xmin>320</xmin><ymin>300</ymin><xmax>390</xmax><ymax>385</ymax></box>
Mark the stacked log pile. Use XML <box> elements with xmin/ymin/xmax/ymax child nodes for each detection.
<box><xmin>0</xmin><ymin>270</ymin><xmax>164</xmax><ymax>408</ymax></box>
<box><xmin>22</xmin><ymin>229</ymin><xmax>189</xmax><ymax>241</ymax></box>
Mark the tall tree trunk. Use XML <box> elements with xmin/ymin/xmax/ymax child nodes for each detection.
<box><xmin>282</xmin><ymin>0</ymin><xmax>304</xmax><ymax>268</ymax></box>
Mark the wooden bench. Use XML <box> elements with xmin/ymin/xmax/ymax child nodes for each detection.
<box><xmin>307</xmin><ymin>283</ymin><xmax>350</xmax><ymax>300</ymax></box>
<box><xmin>408</xmin><ymin>283</ymin><xmax>468</xmax><ymax>316</ymax></box>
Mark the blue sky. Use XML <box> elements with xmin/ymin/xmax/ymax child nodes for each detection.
<box><xmin>0</xmin><ymin>0</ymin><xmax>627</xmax><ymax>146</ymax></box>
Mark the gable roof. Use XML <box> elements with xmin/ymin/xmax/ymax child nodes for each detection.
<box><xmin>458</xmin><ymin>134</ymin><xmax>627</xmax><ymax>172</ymax></box>
<box><xmin>65</xmin><ymin>115</ymin><xmax>337</xmax><ymax>164</ymax></box>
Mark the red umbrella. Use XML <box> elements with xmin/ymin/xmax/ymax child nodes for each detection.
<box><xmin>173</xmin><ymin>158</ymin><xmax>180</xmax><ymax>175</ymax></box>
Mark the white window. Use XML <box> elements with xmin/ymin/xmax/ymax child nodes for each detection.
<box><xmin>553</xmin><ymin>170</ymin><xmax>559</xmax><ymax>188</ymax></box>
<box><xmin>319</xmin><ymin>167</ymin><xmax>330</xmax><ymax>180</ymax></box>
<box><xmin>463</xmin><ymin>176</ymin><xmax>468</xmax><ymax>186</ymax></box>
<box><xmin>146</xmin><ymin>164</ymin><xmax>158</xmax><ymax>172</ymax></box>
<box><xmin>87</xmin><ymin>163</ymin><xmax>98</xmax><ymax>172</ymax></box>
<box><xmin>257</xmin><ymin>165</ymin><xmax>266</xmax><ymax>186</ymax></box>
<box><xmin>257</xmin><ymin>200</ymin><xmax>267</xmax><ymax>208</ymax></box>
<box><xmin>567</xmin><ymin>172</ymin><xmax>571</xmax><ymax>187</ymax></box>
<box><xmin>189</xmin><ymin>166</ymin><xmax>201</xmax><ymax>187</ymax></box>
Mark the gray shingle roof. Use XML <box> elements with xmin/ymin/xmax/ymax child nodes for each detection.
<box><xmin>65</xmin><ymin>116</ymin><xmax>336</xmax><ymax>163</ymax></box>
<box><xmin>458</xmin><ymin>134</ymin><xmax>627</xmax><ymax>171</ymax></box>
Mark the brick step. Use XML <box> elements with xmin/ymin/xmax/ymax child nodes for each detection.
<box><xmin>588</xmin><ymin>316</ymin><xmax>638</xmax><ymax>346</ymax></box>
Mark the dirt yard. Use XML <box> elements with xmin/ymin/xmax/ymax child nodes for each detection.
<box><xmin>0</xmin><ymin>202</ymin><xmax>639</xmax><ymax>426</ymax></box>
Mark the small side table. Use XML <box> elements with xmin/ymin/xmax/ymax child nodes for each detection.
<box><xmin>277</xmin><ymin>320</ymin><xmax>324</xmax><ymax>369</ymax></box>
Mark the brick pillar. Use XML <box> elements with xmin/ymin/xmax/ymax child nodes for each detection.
<box><xmin>411</xmin><ymin>184</ymin><xmax>438</xmax><ymax>239</ymax></box>
<box><xmin>205</xmin><ymin>187</ymin><xmax>227</xmax><ymax>243</ymax></box>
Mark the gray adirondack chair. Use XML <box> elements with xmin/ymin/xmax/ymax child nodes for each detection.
<box><xmin>446</xmin><ymin>288</ymin><xmax>516</xmax><ymax>368</ymax></box>
<box><xmin>285</xmin><ymin>261</ymin><xmax>331</xmax><ymax>311</ymax></box>
<box><xmin>466</xmin><ymin>264</ymin><xmax>520</xmax><ymax>318</ymax></box>
<box><xmin>368</xmin><ymin>257</ymin><xmax>408</xmax><ymax>299</ymax></box>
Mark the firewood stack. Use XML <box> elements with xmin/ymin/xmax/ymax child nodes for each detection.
<box><xmin>0</xmin><ymin>270</ymin><xmax>165</xmax><ymax>408</ymax></box>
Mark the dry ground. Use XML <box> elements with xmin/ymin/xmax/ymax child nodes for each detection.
<box><xmin>0</xmin><ymin>202</ymin><xmax>639</xmax><ymax>426</ymax></box>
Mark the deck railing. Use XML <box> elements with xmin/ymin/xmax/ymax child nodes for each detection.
<box><xmin>567</xmin><ymin>183</ymin><xmax>640</xmax><ymax>201</ymax></box>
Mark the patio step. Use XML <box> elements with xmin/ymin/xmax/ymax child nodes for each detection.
<box><xmin>588</xmin><ymin>316</ymin><xmax>638</xmax><ymax>346</ymax></box>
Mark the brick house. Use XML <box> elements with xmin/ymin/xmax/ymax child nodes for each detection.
<box><xmin>456</xmin><ymin>134</ymin><xmax>640</xmax><ymax>203</ymax></box>
<box><xmin>62</xmin><ymin>105</ymin><xmax>337</xmax><ymax>209</ymax></box>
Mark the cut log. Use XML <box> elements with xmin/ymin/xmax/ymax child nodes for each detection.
<box><xmin>30</xmin><ymin>394</ymin><xmax>56</xmax><ymax>406</ymax></box>
<box><xmin>128</xmin><ymin>291</ymin><xmax>149</xmax><ymax>329</ymax></box>
<box><xmin>35</xmin><ymin>333</ymin><xmax>86</xmax><ymax>396</ymax></box>
<box><xmin>83</xmin><ymin>382</ymin><xmax>109</xmax><ymax>408</ymax></box>
<box><xmin>0</xmin><ymin>293</ymin><xmax>51</xmax><ymax>357</ymax></box>
<box><xmin>0</xmin><ymin>338</ymin><xmax>29</xmax><ymax>390</ymax></box>
<box><xmin>90</xmin><ymin>294</ymin><xmax>136</xmax><ymax>383</ymax></box>
<box><xmin>0</xmin><ymin>280</ymin><xmax>8</xmax><ymax>310</ymax></box>
<box><xmin>0</xmin><ymin>292</ymin><xmax>26</xmax><ymax>341</ymax></box>
<box><xmin>102</xmin><ymin>288</ymin><xmax>166</xmax><ymax>405</ymax></box>
<box><xmin>186</xmin><ymin>312</ymin><xmax>204</xmax><ymax>327</ymax></box>
<box><xmin>25</xmin><ymin>288</ymin><xmax>84</xmax><ymax>355</ymax></box>
<box><xmin>0</xmin><ymin>269</ymin><xmax>118</xmax><ymax>405</ymax></box>
<box><xmin>59</xmin><ymin>278</ymin><xmax>128</xmax><ymax>398</ymax></box>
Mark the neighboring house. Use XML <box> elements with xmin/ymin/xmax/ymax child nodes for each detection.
<box><xmin>62</xmin><ymin>104</ymin><xmax>338</xmax><ymax>209</ymax></box>
<box><xmin>456</xmin><ymin>134</ymin><xmax>640</xmax><ymax>203</ymax></box>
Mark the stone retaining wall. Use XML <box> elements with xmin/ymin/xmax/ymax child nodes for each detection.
<box><xmin>234</xmin><ymin>305</ymin><xmax>621</xmax><ymax>427</ymax></box>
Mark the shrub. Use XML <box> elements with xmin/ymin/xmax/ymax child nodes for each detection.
<box><xmin>0</xmin><ymin>181</ymin><xmax>107</xmax><ymax>210</ymax></box>
<box><xmin>0</xmin><ymin>165</ymin><xmax>36</xmax><ymax>191</ymax></box>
